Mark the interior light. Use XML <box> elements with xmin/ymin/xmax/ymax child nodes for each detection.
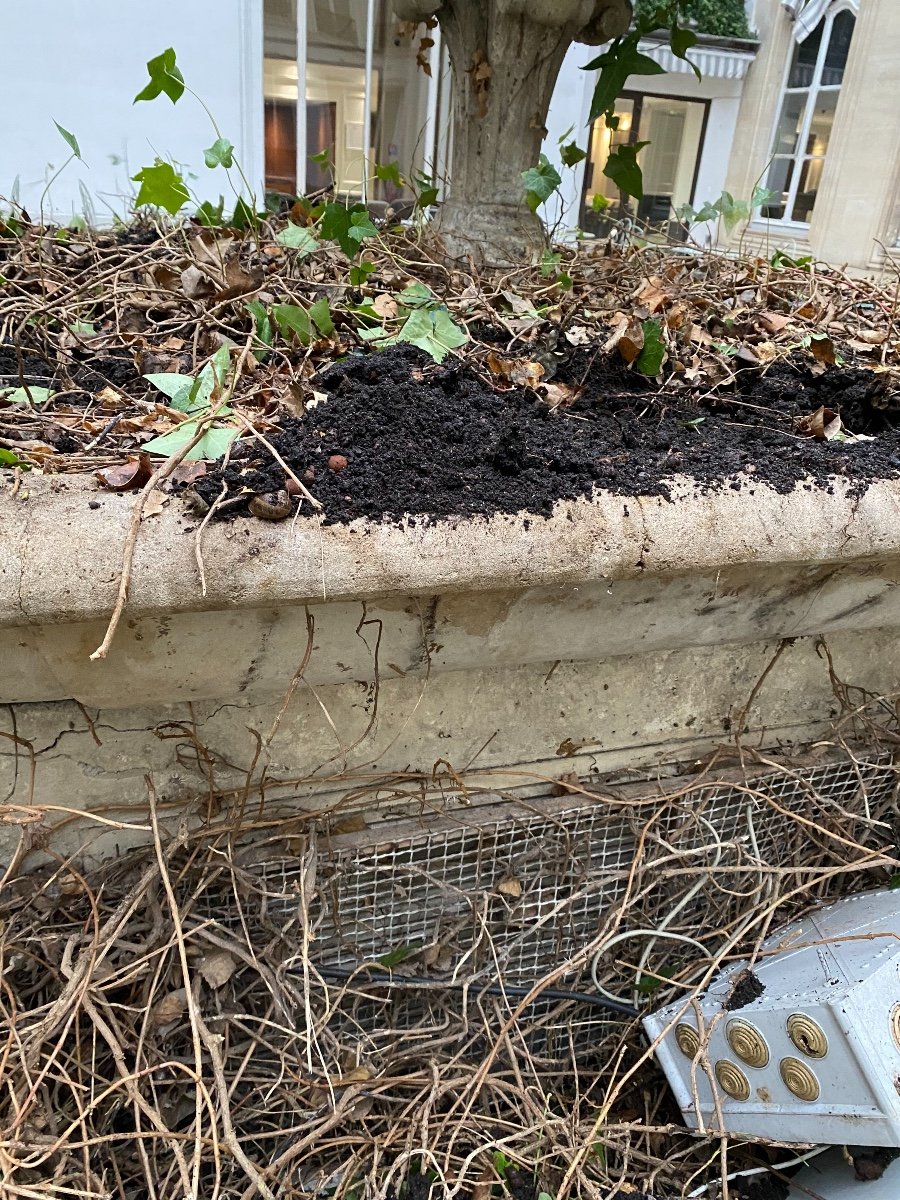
<box><xmin>618</xmin><ymin>112</ymin><xmax>632</xmax><ymax>133</ymax></box>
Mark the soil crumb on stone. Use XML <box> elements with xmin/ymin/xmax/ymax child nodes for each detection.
<box><xmin>198</xmin><ymin>344</ymin><xmax>900</xmax><ymax>526</ymax></box>
<box><xmin>724</xmin><ymin>969</ymin><xmax>766</xmax><ymax>1011</ymax></box>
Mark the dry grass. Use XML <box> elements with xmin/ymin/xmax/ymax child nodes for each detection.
<box><xmin>1</xmin><ymin>664</ymin><xmax>899</xmax><ymax>1200</ymax></box>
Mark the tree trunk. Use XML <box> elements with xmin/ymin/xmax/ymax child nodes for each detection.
<box><xmin>435</xmin><ymin>3</ymin><xmax>575</xmax><ymax>263</ymax></box>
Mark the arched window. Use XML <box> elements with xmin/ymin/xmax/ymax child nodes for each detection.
<box><xmin>761</xmin><ymin>4</ymin><xmax>857</xmax><ymax>224</ymax></box>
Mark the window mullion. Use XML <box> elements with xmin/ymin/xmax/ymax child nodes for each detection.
<box><xmin>296</xmin><ymin>0</ymin><xmax>308</xmax><ymax>196</ymax></box>
<box><xmin>362</xmin><ymin>0</ymin><xmax>376</xmax><ymax>204</ymax></box>
<box><xmin>784</xmin><ymin>12</ymin><xmax>831</xmax><ymax>220</ymax></box>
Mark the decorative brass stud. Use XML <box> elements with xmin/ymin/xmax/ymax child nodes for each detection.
<box><xmin>787</xmin><ymin>1013</ymin><xmax>828</xmax><ymax>1059</ymax></box>
<box><xmin>891</xmin><ymin>1004</ymin><xmax>900</xmax><ymax>1051</ymax></box>
<box><xmin>715</xmin><ymin>1059</ymin><xmax>751</xmax><ymax>1102</ymax></box>
<box><xmin>727</xmin><ymin>1020</ymin><xmax>770</xmax><ymax>1069</ymax></box>
<box><xmin>780</xmin><ymin>1056</ymin><xmax>820</xmax><ymax>1102</ymax></box>
<box><xmin>675</xmin><ymin>1023</ymin><xmax>700</xmax><ymax>1058</ymax></box>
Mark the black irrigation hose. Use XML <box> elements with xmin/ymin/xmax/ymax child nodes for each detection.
<box><xmin>298</xmin><ymin>964</ymin><xmax>641</xmax><ymax>1019</ymax></box>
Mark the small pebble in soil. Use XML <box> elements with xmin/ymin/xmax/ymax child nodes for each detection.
<box><xmin>327</xmin><ymin>454</ymin><xmax>348</xmax><ymax>473</ymax></box>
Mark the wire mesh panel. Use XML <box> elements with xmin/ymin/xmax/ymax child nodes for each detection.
<box><xmin>249</xmin><ymin>754</ymin><xmax>898</xmax><ymax>986</ymax></box>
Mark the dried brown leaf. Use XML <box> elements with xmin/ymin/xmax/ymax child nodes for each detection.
<box><xmin>796</xmin><ymin>405</ymin><xmax>842</xmax><ymax>440</ymax></box>
<box><xmin>810</xmin><ymin>337</ymin><xmax>835</xmax><ymax>365</ymax></box>
<box><xmin>199</xmin><ymin>950</ymin><xmax>237</xmax><ymax>989</ymax></box>
<box><xmin>759</xmin><ymin>311</ymin><xmax>792</xmax><ymax>334</ymax></box>
<box><xmin>486</xmin><ymin>351</ymin><xmax>544</xmax><ymax>387</ymax></box>
<box><xmin>149</xmin><ymin>987</ymin><xmax>187</xmax><ymax>1029</ymax></box>
<box><xmin>181</xmin><ymin>265</ymin><xmax>215</xmax><ymax>301</ymax></box>
<box><xmin>617</xmin><ymin>321</ymin><xmax>644</xmax><ymax>366</ymax></box>
<box><xmin>496</xmin><ymin>875</ymin><xmax>522</xmax><ymax>898</ymax></box>
<box><xmin>372</xmin><ymin>293</ymin><xmax>398</xmax><ymax>319</ymax></box>
<box><xmin>95</xmin><ymin>454</ymin><xmax>152</xmax><ymax>491</ymax></box>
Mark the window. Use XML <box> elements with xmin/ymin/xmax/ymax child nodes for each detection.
<box><xmin>581</xmin><ymin>93</ymin><xmax>708</xmax><ymax>238</ymax></box>
<box><xmin>761</xmin><ymin>7</ymin><xmax>856</xmax><ymax>224</ymax></box>
<box><xmin>263</xmin><ymin>0</ymin><xmax>438</xmax><ymax>203</ymax></box>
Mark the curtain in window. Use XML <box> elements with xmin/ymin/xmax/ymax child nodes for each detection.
<box><xmin>782</xmin><ymin>0</ymin><xmax>858</xmax><ymax>42</ymax></box>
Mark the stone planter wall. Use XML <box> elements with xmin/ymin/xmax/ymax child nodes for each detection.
<box><xmin>2</xmin><ymin>474</ymin><xmax>899</xmax><ymax>866</ymax></box>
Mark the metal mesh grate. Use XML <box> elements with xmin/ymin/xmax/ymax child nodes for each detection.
<box><xmin>245</xmin><ymin>754</ymin><xmax>897</xmax><ymax>987</ymax></box>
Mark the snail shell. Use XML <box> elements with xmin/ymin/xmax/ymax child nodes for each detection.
<box><xmin>249</xmin><ymin>489</ymin><xmax>293</xmax><ymax>520</ymax></box>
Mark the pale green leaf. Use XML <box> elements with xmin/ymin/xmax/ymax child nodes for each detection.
<box><xmin>273</xmin><ymin>303</ymin><xmax>312</xmax><ymax>344</ymax></box>
<box><xmin>132</xmin><ymin>160</ymin><xmax>190</xmax><ymax>215</ymax></box>
<box><xmin>276</xmin><ymin>223</ymin><xmax>319</xmax><ymax>256</ymax></box>
<box><xmin>309</xmin><ymin>297</ymin><xmax>335</xmax><ymax>337</ymax></box>
<box><xmin>396</xmin><ymin>308</ymin><xmax>467</xmax><ymax>363</ymax></box>
<box><xmin>3</xmin><ymin>385</ymin><xmax>52</xmax><ymax>406</ymax></box>
<box><xmin>143</xmin><ymin>421</ymin><xmax>237</xmax><ymax>461</ymax></box>
<box><xmin>204</xmin><ymin>137</ymin><xmax>235</xmax><ymax>169</ymax></box>
<box><xmin>54</xmin><ymin>121</ymin><xmax>83</xmax><ymax>161</ymax></box>
<box><xmin>134</xmin><ymin>48</ymin><xmax>185</xmax><ymax>104</ymax></box>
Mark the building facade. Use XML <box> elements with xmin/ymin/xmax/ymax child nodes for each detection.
<box><xmin>0</xmin><ymin>0</ymin><xmax>897</xmax><ymax>271</ymax></box>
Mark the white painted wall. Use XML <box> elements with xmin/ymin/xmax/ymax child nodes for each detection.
<box><xmin>0</xmin><ymin>0</ymin><xmax>263</xmax><ymax>224</ymax></box>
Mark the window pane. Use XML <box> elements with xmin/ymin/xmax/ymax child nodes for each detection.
<box><xmin>580</xmin><ymin>96</ymin><xmax>705</xmax><ymax>238</ymax></box>
<box><xmin>794</xmin><ymin>158</ymin><xmax>824</xmax><ymax>221</ymax></box>
<box><xmin>308</xmin><ymin>0</ymin><xmax>368</xmax><ymax>197</ymax></box>
<box><xmin>264</xmin><ymin>0</ymin><xmax>299</xmax><ymax>195</ymax></box>
<box><xmin>772</xmin><ymin>92</ymin><xmax>808</xmax><ymax>157</ymax></box>
<box><xmin>370</xmin><ymin>3</ymin><xmax>435</xmax><ymax>205</ymax></box>
<box><xmin>806</xmin><ymin>88</ymin><xmax>837</xmax><ymax>158</ymax></box>
<box><xmin>762</xmin><ymin>157</ymin><xmax>794</xmax><ymax>219</ymax></box>
<box><xmin>822</xmin><ymin>11</ymin><xmax>855</xmax><ymax>86</ymax></box>
<box><xmin>582</xmin><ymin>99</ymin><xmax>636</xmax><ymax>219</ymax></box>
<box><xmin>788</xmin><ymin>23</ymin><xmax>822</xmax><ymax>88</ymax></box>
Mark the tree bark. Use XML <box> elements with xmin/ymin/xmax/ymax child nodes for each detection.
<box><xmin>393</xmin><ymin>0</ymin><xmax>632</xmax><ymax>263</ymax></box>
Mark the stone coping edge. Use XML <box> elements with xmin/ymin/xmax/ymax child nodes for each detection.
<box><xmin>2</xmin><ymin>474</ymin><xmax>899</xmax><ymax>626</ymax></box>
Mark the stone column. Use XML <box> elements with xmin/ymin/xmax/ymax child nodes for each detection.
<box><xmin>809</xmin><ymin>0</ymin><xmax>900</xmax><ymax>269</ymax></box>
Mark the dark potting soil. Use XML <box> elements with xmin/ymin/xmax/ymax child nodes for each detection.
<box><xmin>196</xmin><ymin>344</ymin><xmax>900</xmax><ymax>526</ymax></box>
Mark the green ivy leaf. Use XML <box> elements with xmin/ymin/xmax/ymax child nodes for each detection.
<box><xmin>374</xmin><ymin>161</ymin><xmax>404</xmax><ymax>187</ymax></box>
<box><xmin>133</xmin><ymin>47</ymin><xmax>185</xmax><ymax>105</ymax></box>
<box><xmin>636</xmin><ymin>319</ymin><xmax>666</xmax><ymax>376</ymax></box>
<box><xmin>540</xmin><ymin>251</ymin><xmax>562</xmax><ymax>278</ymax></box>
<box><xmin>559</xmin><ymin>141</ymin><xmax>587</xmax><ymax>168</ymax></box>
<box><xmin>347</xmin><ymin>209</ymin><xmax>378</xmax><ymax>242</ymax></box>
<box><xmin>54</xmin><ymin>121</ymin><xmax>83</xmax><ymax>161</ymax></box>
<box><xmin>143</xmin><ymin>421</ymin><xmax>237</xmax><ymax>462</ymax></box>
<box><xmin>246</xmin><ymin>300</ymin><xmax>273</xmax><ymax>354</ymax></box>
<box><xmin>203</xmin><ymin>137</ymin><xmax>234</xmax><ymax>169</ymax></box>
<box><xmin>273</xmin><ymin>303</ymin><xmax>312</xmax><ymax>345</ymax></box>
<box><xmin>585</xmin><ymin>37</ymin><xmax>666</xmax><ymax>123</ymax></box>
<box><xmin>0</xmin><ymin>447</ymin><xmax>29</xmax><ymax>468</ymax></box>
<box><xmin>521</xmin><ymin>154</ymin><xmax>562</xmax><ymax>213</ymax></box>
<box><xmin>412</xmin><ymin>173</ymin><xmax>439</xmax><ymax>209</ymax></box>
<box><xmin>603</xmin><ymin>142</ymin><xmax>649</xmax><ymax>200</ymax></box>
<box><xmin>229</xmin><ymin>196</ymin><xmax>263</xmax><ymax>230</ymax></box>
<box><xmin>196</xmin><ymin>197</ymin><xmax>226</xmax><ymax>227</ymax></box>
<box><xmin>309</xmin><ymin>297</ymin><xmax>335</xmax><ymax>337</ymax></box>
<box><xmin>319</xmin><ymin>202</ymin><xmax>377</xmax><ymax>257</ymax></box>
<box><xmin>395</xmin><ymin>308</ymin><xmax>467</xmax><ymax>363</ymax></box>
<box><xmin>717</xmin><ymin>190</ymin><xmax>751</xmax><ymax>235</ymax></box>
<box><xmin>591</xmin><ymin>193</ymin><xmax>611</xmax><ymax>213</ymax></box>
<box><xmin>670</xmin><ymin>24</ymin><xmax>701</xmax><ymax>80</ymax></box>
<box><xmin>349</xmin><ymin>260</ymin><xmax>376</xmax><ymax>286</ymax></box>
<box><xmin>132</xmin><ymin>160</ymin><xmax>190</xmax><ymax>215</ymax></box>
<box><xmin>751</xmin><ymin>184</ymin><xmax>777</xmax><ymax>209</ymax></box>
<box><xmin>275</xmin><ymin>222</ymin><xmax>319</xmax><ymax>256</ymax></box>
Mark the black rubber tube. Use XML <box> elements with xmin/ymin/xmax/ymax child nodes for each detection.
<box><xmin>299</xmin><ymin>964</ymin><xmax>640</xmax><ymax>1019</ymax></box>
